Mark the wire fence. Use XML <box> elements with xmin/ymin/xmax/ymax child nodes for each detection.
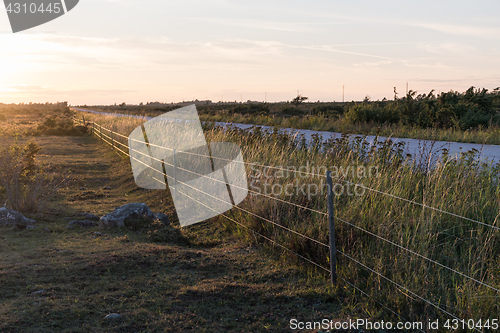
<box><xmin>73</xmin><ymin>115</ymin><xmax>499</xmax><ymax>331</ymax></box>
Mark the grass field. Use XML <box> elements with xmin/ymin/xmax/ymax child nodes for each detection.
<box><xmin>2</xmin><ymin>105</ymin><xmax>500</xmax><ymax>332</ymax></box>
<box><xmin>79</xmin><ymin>109</ymin><xmax>500</xmax><ymax>327</ymax></box>
<box><xmin>0</xmin><ymin>107</ymin><xmax>355</xmax><ymax>333</ymax></box>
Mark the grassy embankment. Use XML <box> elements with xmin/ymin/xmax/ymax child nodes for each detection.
<box><xmin>83</xmin><ymin>107</ymin><xmax>500</xmax><ymax>145</ymax></box>
<box><xmin>82</xmin><ymin>110</ymin><xmax>500</xmax><ymax>326</ymax></box>
<box><xmin>198</xmin><ymin>112</ymin><xmax>500</xmax><ymax>144</ymax></box>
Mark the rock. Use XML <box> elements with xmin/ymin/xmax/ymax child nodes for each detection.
<box><xmin>43</xmin><ymin>228</ymin><xmax>52</xmax><ymax>233</ymax></box>
<box><xmin>0</xmin><ymin>208</ymin><xmax>36</xmax><ymax>227</ymax></box>
<box><xmin>26</xmin><ymin>225</ymin><xmax>37</xmax><ymax>230</ymax></box>
<box><xmin>10</xmin><ymin>225</ymin><xmax>21</xmax><ymax>231</ymax></box>
<box><xmin>99</xmin><ymin>203</ymin><xmax>155</xmax><ymax>228</ymax></box>
<box><xmin>31</xmin><ymin>290</ymin><xmax>44</xmax><ymax>295</ymax></box>
<box><xmin>68</xmin><ymin>220</ymin><xmax>97</xmax><ymax>228</ymax></box>
<box><xmin>79</xmin><ymin>213</ymin><xmax>100</xmax><ymax>221</ymax></box>
<box><xmin>104</xmin><ymin>313</ymin><xmax>122</xmax><ymax>320</ymax></box>
<box><xmin>65</xmin><ymin>217</ymin><xmax>72</xmax><ymax>221</ymax></box>
<box><xmin>154</xmin><ymin>213</ymin><xmax>170</xmax><ymax>226</ymax></box>
<box><xmin>103</xmin><ymin>186</ymin><xmax>111</xmax><ymax>190</ymax></box>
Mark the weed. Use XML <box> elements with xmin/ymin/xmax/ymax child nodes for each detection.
<box><xmin>0</xmin><ymin>142</ymin><xmax>66</xmax><ymax>213</ymax></box>
<box><xmin>116</xmin><ymin>234</ymin><xmax>130</xmax><ymax>242</ymax></box>
<box><xmin>147</xmin><ymin>220</ymin><xmax>191</xmax><ymax>245</ymax></box>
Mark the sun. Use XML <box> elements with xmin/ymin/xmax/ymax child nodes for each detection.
<box><xmin>0</xmin><ymin>34</ymin><xmax>52</xmax><ymax>101</ymax></box>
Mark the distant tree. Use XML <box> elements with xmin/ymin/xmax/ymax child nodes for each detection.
<box><xmin>291</xmin><ymin>94</ymin><xmax>308</xmax><ymax>106</ymax></box>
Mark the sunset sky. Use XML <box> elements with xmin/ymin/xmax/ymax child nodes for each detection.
<box><xmin>0</xmin><ymin>0</ymin><xmax>499</xmax><ymax>105</ymax></box>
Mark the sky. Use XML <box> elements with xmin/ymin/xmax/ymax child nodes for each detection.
<box><xmin>0</xmin><ymin>0</ymin><xmax>499</xmax><ymax>105</ymax></box>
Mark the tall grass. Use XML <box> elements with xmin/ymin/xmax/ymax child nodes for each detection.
<box><xmin>84</xmin><ymin>114</ymin><xmax>147</xmax><ymax>140</ymax></box>
<box><xmin>206</xmin><ymin>125</ymin><xmax>500</xmax><ymax>323</ymax></box>
<box><xmin>83</xmin><ymin>111</ymin><xmax>500</xmax><ymax>323</ymax></box>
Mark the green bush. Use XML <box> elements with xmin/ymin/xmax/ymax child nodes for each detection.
<box><xmin>311</xmin><ymin>104</ymin><xmax>344</xmax><ymax>117</ymax></box>
<box><xmin>231</xmin><ymin>103</ymin><xmax>270</xmax><ymax>115</ymax></box>
<box><xmin>281</xmin><ymin>105</ymin><xmax>304</xmax><ymax>116</ymax></box>
<box><xmin>343</xmin><ymin>87</ymin><xmax>498</xmax><ymax>129</ymax></box>
<box><xmin>344</xmin><ymin>103</ymin><xmax>399</xmax><ymax>124</ymax></box>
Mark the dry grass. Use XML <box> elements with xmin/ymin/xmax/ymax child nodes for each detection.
<box><xmin>1</xmin><ymin>108</ymin><xmax>360</xmax><ymax>333</ymax></box>
<box><xmin>75</xmin><ymin>108</ymin><xmax>500</xmax><ymax>324</ymax></box>
<box><xmin>4</xmin><ymin>106</ymin><xmax>497</xmax><ymax>331</ymax></box>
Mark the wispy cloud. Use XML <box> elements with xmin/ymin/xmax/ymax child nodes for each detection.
<box><xmin>353</xmin><ymin>60</ymin><xmax>393</xmax><ymax>67</ymax></box>
<box><xmin>410</xmin><ymin>75</ymin><xmax>500</xmax><ymax>84</ymax></box>
<box><xmin>409</xmin><ymin>22</ymin><xmax>500</xmax><ymax>39</ymax></box>
<box><xmin>417</xmin><ymin>42</ymin><xmax>477</xmax><ymax>54</ymax></box>
<box><xmin>187</xmin><ymin>18</ymin><xmax>343</xmax><ymax>33</ymax></box>
<box><xmin>0</xmin><ymin>85</ymin><xmax>135</xmax><ymax>97</ymax></box>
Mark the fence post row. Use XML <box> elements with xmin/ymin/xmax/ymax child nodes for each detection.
<box><xmin>326</xmin><ymin>171</ymin><xmax>337</xmax><ymax>284</ymax></box>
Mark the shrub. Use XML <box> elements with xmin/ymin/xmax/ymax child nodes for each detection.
<box><xmin>0</xmin><ymin>114</ymin><xmax>6</xmax><ymax>121</ymax></box>
<box><xmin>342</xmin><ymin>87</ymin><xmax>498</xmax><ymax>129</ymax></box>
<box><xmin>35</xmin><ymin>115</ymin><xmax>88</xmax><ymax>136</ymax></box>
<box><xmin>0</xmin><ymin>142</ymin><xmax>66</xmax><ymax>213</ymax></box>
<box><xmin>311</xmin><ymin>104</ymin><xmax>344</xmax><ymax>117</ymax></box>
<box><xmin>231</xmin><ymin>103</ymin><xmax>270</xmax><ymax>115</ymax></box>
<box><xmin>281</xmin><ymin>105</ymin><xmax>304</xmax><ymax>116</ymax></box>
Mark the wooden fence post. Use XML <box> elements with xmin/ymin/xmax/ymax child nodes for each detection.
<box><xmin>326</xmin><ymin>171</ymin><xmax>337</xmax><ymax>284</ymax></box>
<box><xmin>99</xmin><ymin>124</ymin><xmax>102</xmax><ymax>141</ymax></box>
